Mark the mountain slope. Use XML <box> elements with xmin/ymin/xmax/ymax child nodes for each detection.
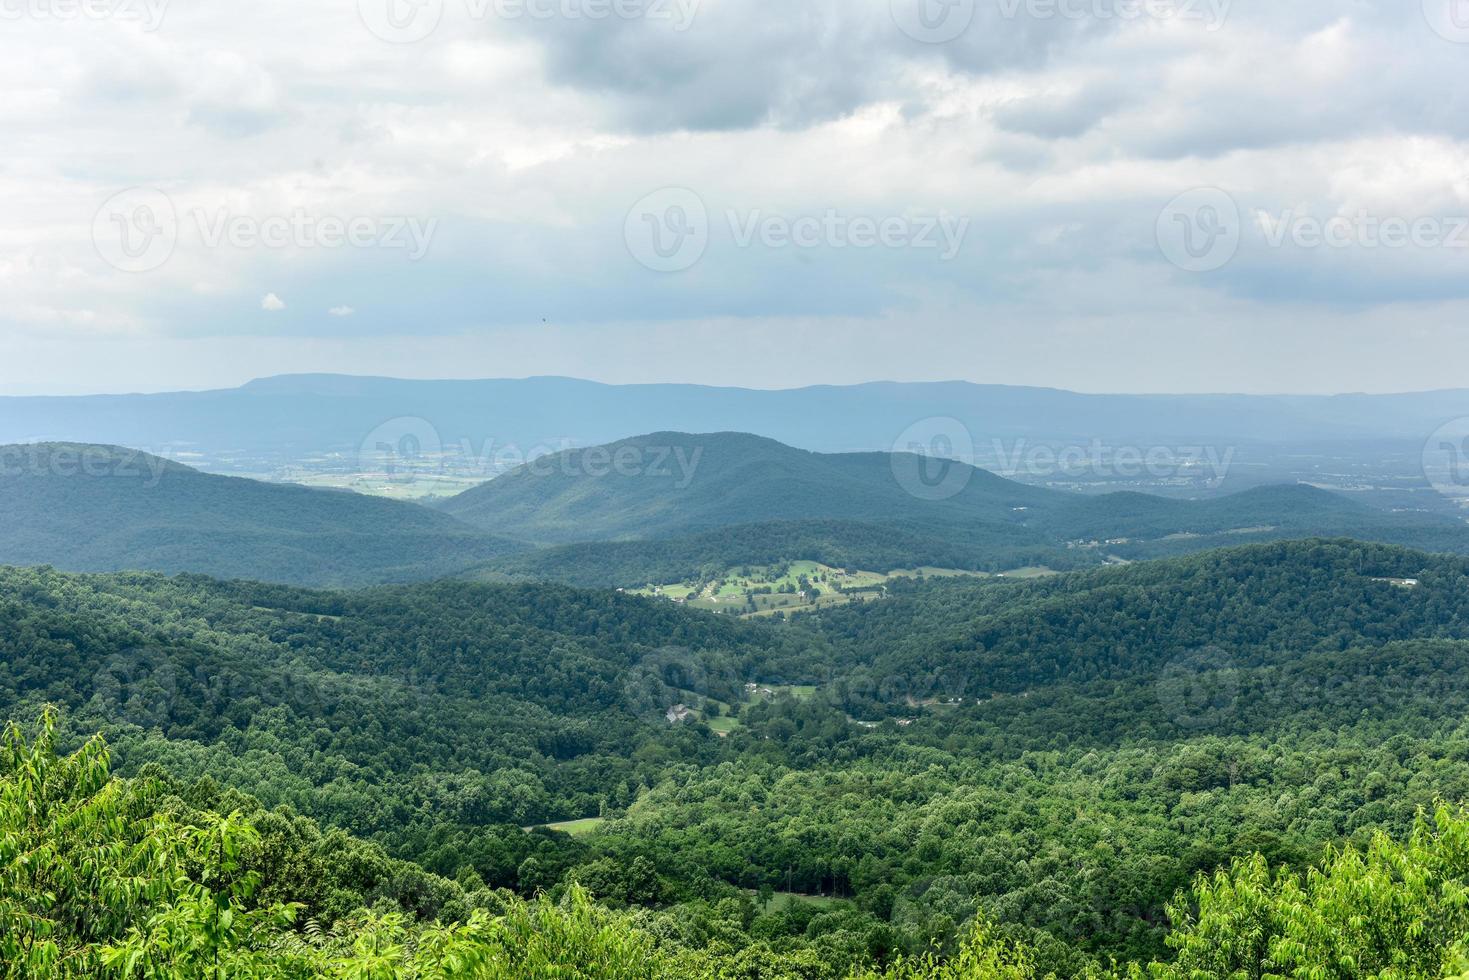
<box><xmin>0</xmin><ymin>443</ymin><xmax>523</xmax><ymax>586</ymax></box>
<box><xmin>475</xmin><ymin>518</ymin><xmax>1081</xmax><ymax>588</ymax></box>
<box><xmin>813</xmin><ymin>537</ymin><xmax>1469</xmax><ymax>700</ymax></box>
<box><xmin>442</xmin><ymin>432</ymin><xmax>1469</xmax><ymax>576</ymax></box>
<box><xmin>0</xmin><ymin>563</ymin><xmax>788</xmax><ymax>846</ymax></box>
<box><xmin>8</xmin><ymin>542</ymin><xmax>1469</xmax><ymax>974</ymax></box>
<box><xmin>440</xmin><ymin>432</ymin><xmax>1054</xmax><ymax>545</ymax></box>
<box><xmin>6</xmin><ymin>373</ymin><xmax>1469</xmax><ymax>454</ymax></box>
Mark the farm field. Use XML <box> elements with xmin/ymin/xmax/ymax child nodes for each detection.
<box><xmin>525</xmin><ymin>817</ymin><xmax>607</xmax><ymax>837</ymax></box>
<box><xmin>632</xmin><ymin>561</ymin><xmax>994</xmax><ymax>617</ymax></box>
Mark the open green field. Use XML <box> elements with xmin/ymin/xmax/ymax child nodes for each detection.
<box><xmin>635</xmin><ymin>561</ymin><xmax>991</xmax><ymax>618</ymax></box>
<box><xmin>994</xmin><ymin>566</ymin><xmax>1058</xmax><ymax>579</ymax></box>
<box><xmin>526</xmin><ymin>817</ymin><xmax>607</xmax><ymax>837</ymax></box>
<box><xmin>705</xmin><ymin>714</ymin><xmax>742</xmax><ymax>735</ymax></box>
<box><xmin>291</xmin><ymin>472</ymin><xmax>486</xmax><ymax>501</ymax></box>
<box><xmin>748</xmin><ymin>890</ymin><xmax>850</xmax><ymax>913</ymax></box>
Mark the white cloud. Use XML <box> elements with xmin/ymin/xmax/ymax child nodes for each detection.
<box><xmin>2</xmin><ymin>0</ymin><xmax>1468</xmax><ymax>392</ymax></box>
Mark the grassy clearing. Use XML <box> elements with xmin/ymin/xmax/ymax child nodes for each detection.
<box><xmin>706</xmin><ymin>715</ymin><xmax>742</xmax><ymax>735</ymax></box>
<box><xmin>526</xmin><ymin>817</ymin><xmax>606</xmax><ymax>837</ymax></box>
<box><xmin>291</xmin><ymin>472</ymin><xmax>486</xmax><ymax>501</ymax></box>
<box><xmin>635</xmin><ymin>562</ymin><xmax>991</xmax><ymax>618</ymax></box>
<box><xmin>995</xmin><ymin>566</ymin><xmax>1057</xmax><ymax>579</ymax></box>
<box><xmin>748</xmin><ymin>890</ymin><xmax>849</xmax><ymax>913</ymax></box>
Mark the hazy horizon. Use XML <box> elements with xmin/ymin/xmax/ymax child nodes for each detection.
<box><xmin>7</xmin><ymin>2</ymin><xmax>1469</xmax><ymax>395</ymax></box>
<box><xmin>4</xmin><ymin>371</ymin><xmax>1469</xmax><ymax>401</ymax></box>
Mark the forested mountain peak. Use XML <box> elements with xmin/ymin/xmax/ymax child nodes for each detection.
<box><xmin>6</xmin><ymin>537</ymin><xmax>1469</xmax><ymax>974</ymax></box>
<box><xmin>0</xmin><ymin>442</ymin><xmax>523</xmax><ymax>586</ymax></box>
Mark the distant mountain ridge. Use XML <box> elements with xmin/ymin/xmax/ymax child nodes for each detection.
<box><xmin>4</xmin><ymin>432</ymin><xmax>1467</xmax><ymax>592</ymax></box>
<box><xmin>0</xmin><ymin>443</ymin><xmax>523</xmax><ymax>586</ymax></box>
<box><xmin>440</xmin><ymin>432</ymin><xmax>1052</xmax><ymax>544</ymax></box>
<box><xmin>4</xmin><ymin>374</ymin><xmax>1469</xmax><ymax>462</ymax></box>
<box><xmin>445</xmin><ymin>431</ymin><xmax>1469</xmax><ymax>584</ymax></box>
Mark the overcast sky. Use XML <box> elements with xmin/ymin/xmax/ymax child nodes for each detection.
<box><xmin>3</xmin><ymin>0</ymin><xmax>1468</xmax><ymax>395</ymax></box>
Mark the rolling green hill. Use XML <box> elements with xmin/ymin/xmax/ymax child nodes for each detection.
<box><xmin>8</xmin><ymin>540</ymin><xmax>1469</xmax><ymax>974</ymax></box>
<box><xmin>444</xmin><ymin>432</ymin><xmax>1469</xmax><ymax>584</ymax></box>
<box><xmin>0</xmin><ymin>443</ymin><xmax>524</xmax><ymax>586</ymax></box>
<box><xmin>475</xmin><ymin>518</ymin><xmax>1082</xmax><ymax>588</ymax></box>
<box><xmin>439</xmin><ymin>432</ymin><xmax>1053</xmax><ymax>544</ymax></box>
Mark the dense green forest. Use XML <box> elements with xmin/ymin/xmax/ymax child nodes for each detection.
<box><xmin>7</xmin><ymin>539</ymin><xmax>1469</xmax><ymax>974</ymax></box>
<box><xmin>0</xmin><ymin>444</ymin><xmax>523</xmax><ymax>586</ymax></box>
<box><xmin>475</xmin><ymin>518</ymin><xmax>1089</xmax><ymax>588</ymax></box>
<box><xmin>17</xmin><ymin>707</ymin><xmax>1469</xmax><ymax>978</ymax></box>
<box><xmin>6</xmin><ymin>437</ymin><xmax>1469</xmax><ymax>596</ymax></box>
<box><xmin>446</xmin><ymin>432</ymin><xmax>1469</xmax><ymax>589</ymax></box>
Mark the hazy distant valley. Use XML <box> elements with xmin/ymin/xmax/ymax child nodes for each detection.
<box><xmin>7</xmin><ymin>376</ymin><xmax>1466</xmax><ymax>522</ymax></box>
